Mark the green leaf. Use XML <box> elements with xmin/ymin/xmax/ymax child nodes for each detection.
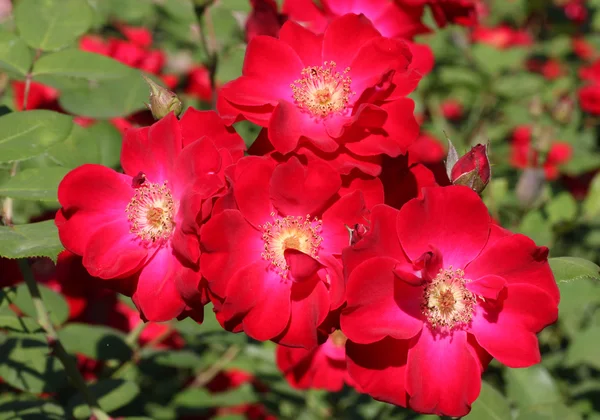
<box><xmin>146</xmin><ymin>349</ymin><xmax>204</xmax><ymax>368</ymax></box>
<box><xmin>464</xmin><ymin>381</ymin><xmax>511</xmax><ymax>420</ymax></box>
<box><xmin>59</xmin><ymin>74</ymin><xmax>149</xmax><ymax>118</ymax></box>
<box><xmin>515</xmin><ymin>403</ymin><xmax>582</xmax><ymax>420</ymax></box>
<box><xmin>12</xmin><ymin>283</ymin><xmax>69</xmax><ymax>327</ymax></box>
<box><xmin>0</xmin><ymin>307</ymin><xmax>44</xmax><ymax>336</ymax></box>
<box><xmin>545</xmin><ymin>192</ymin><xmax>578</xmax><ymax>225</ymax></box>
<box><xmin>0</xmin><ymin>335</ymin><xmax>67</xmax><ymax>394</ymax></box>
<box><xmin>565</xmin><ymin>326</ymin><xmax>600</xmax><ymax>369</ymax></box>
<box><xmin>472</xmin><ymin>44</ymin><xmax>527</xmax><ymax>75</ymax></box>
<box><xmin>0</xmin><ymin>220</ymin><xmax>64</xmax><ymax>260</ymax></box>
<box><xmin>549</xmin><ymin>257</ymin><xmax>600</xmax><ymax>283</ymax></box>
<box><xmin>14</xmin><ymin>0</ymin><xmax>93</xmax><ymax>51</ymax></box>
<box><xmin>32</xmin><ymin>49</ymin><xmax>137</xmax><ymax>85</ymax></box>
<box><xmin>0</xmin><ymin>32</ymin><xmax>33</xmax><ymax>76</ymax></box>
<box><xmin>46</xmin><ymin>121</ymin><xmax>123</xmax><ymax>169</ymax></box>
<box><xmin>517</xmin><ymin>210</ymin><xmax>552</xmax><ymax>247</ymax></box>
<box><xmin>216</xmin><ymin>44</ymin><xmax>246</xmax><ymax>84</ymax></box>
<box><xmin>0</xmin><ymin>167</ymin><xmax>70</xmax><ymax>202</ymax></box>
<box><xmin>505</xmin><ymin>365</ymin><xmax>562</xmax><ymax>409</ymax></box>
<box><xmin>0</xmin><ymin>287</ymin><xmax>16</xmax><ymax>309</ymax></box>
<box><xmin>583</xmin><ymin>172</ymin><xmax>600</xmax><ymax>220</ymax></box>
<box><xmin>107</xmin><ymin>0</ymin><xmax>155</xmax><ymax>24</ymax></box>
<box><xmin>174</xmin><ymin>383</ymin><xmax>258</xmax><ymax>410</ymax></box>
<box><xmin>494</xmin><ymin>73</ymin><xmax>545</xmax><ymax>98</ymax></box>
<box><xmin>0</xmin><ymin>110</ymin><xmax>74</xmax><ymax>163</ymax></box>
<box><xmin>58</xmin><ymin>323</ymin><xmax>132</xmax><ymax>362</ymax></box>
<box><xmin>69</xmin><ymin>379</ymin><xmax>140</xmax><ymax>419</ymax></box>
<box><xmin>0</xmin><ymin>395</ymin><xmax>65</xmax><ymax>420</ymax></box>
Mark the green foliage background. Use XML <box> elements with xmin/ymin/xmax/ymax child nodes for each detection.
<box><xmin>0</xmin><ymin>0</ymin><xmax>599</xmax><ymax>419</ymax></box>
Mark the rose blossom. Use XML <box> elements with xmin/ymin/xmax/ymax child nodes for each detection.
<box><xmin>217</xmin><ymin>14</ymin><xmax>420</xmax><ymax>176</ymax></box>
<box><xmin>341</xmin><ymin>186</ymin><xmax>559</xmax><ymax>416</ymax></box>
<box><xmin>55</xmin><ymin>110</ymin><xmax>245</xmax><ymax>322</ymax></box>
<box><xmin>200</xmin><ymin>156</ymin><xmax>370</xmax><ymax>348</ymax></box>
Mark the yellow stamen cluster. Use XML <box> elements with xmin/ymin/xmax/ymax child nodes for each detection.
<box><xmin>260</xmin><ymin>212</ymin><xmax>323</xmax><ymax>277</ymax></box>
<box><xmin>422</xmin><ymin>267</ymin><xmax>475</xmax><ymax>330</ymax></box>
<box><xmin>291</xmin><ymin>61</ymin><xmax>354</xmax><ymax>119</ymax></box>
<box><xmin>126</xmin><ymin>181</ymin><xmax>175</xmax><ymax>245</ymax></box>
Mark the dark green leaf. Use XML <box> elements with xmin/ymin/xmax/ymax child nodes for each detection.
<box><xmin>0</xmin><ymin>335</ymin><xmax>67</xmax><ymax>394</ymax></box>
<box><xmin>515</xmin><ymin>403</ymin><xmax>582</xmax><ymax>420</ymax></box>
<box><xmin>69</xmin><ymin>379</ymin><xmax>140</xmax><ymax>419</ymax></box>
<box><xmin>146</xmin><ymin>349</ymin><xmax>204</xmax><ymax>368</ymax></box>
<box><xmin>0</xmin><ymin>32</ymin><xmax>33</xmax><ymax>76</ymax></box>
<box><xmin>174</xmin><ymin>383</ymin><xmax>258</xmax><ymax>410</ymax></box>
<box><xmin>58</xmin><ymin>323</ymin><xmax>132</xmax><ymax>362</ymax></box>
<box><xmin>12</xmin><ymin>283</ymin><xmax>69</xmax><ymax>327</ymax></box>
<box><xmin>0</xmin><ymin>395</ymin><xmax>65</xmax><ymax>420</ymax></box>
<box><xmin>0</xmin><ymin>167</ymin><xmax>70</xmax><ymax>202</ymax></box>
<box><xmin>0</xmin><ymin>307</ymin><xmax>44</xmax><ymax>336</ymax></box>
<box><xmin>545</xmin><ymin>192</ymin><xmax>578</xmax><ymax>225</ymax></box>
<box><xmin>565</xmin><ymin>326</ymin><xmax>600</xmax><ymax>369</ymax></box>
<box><xmin>0</xmin><ymin>110</ymin><xmax>73</xmax><ymax>163</ymax></box>
<box><xmin>14</xmin><ymin>0</ymin><xmax>93</xmax><ymax>51</ymax></box>
<box><xmin>0</xmin><ymin>220</ymin><xmax>63</xmax><ymax>260</ymax></box>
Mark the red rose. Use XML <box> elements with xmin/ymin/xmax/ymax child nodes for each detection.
<box><xmin>449</xmin><ymin>143</ymin><xmax>491</xmax><ymax>193</ymax></box>
<box><xmin>246</xmin><ymin>0</ymin><xmax>287</xmax><ymax>42</ymax></box>
<box><xmin>427</xmin><ymin>0</ymin><xmax>478</xmax><ymax>27</ymax></box>
<box><xmin>217</xmin><ymin>14</ymin><xmax>420</xmax><ymax>176</ymax></box>
<box><xmin>55</xmin><ymin>110</ymin><xmax>245</xmax><ymax>322</ymax></box>
<box><xmin>200</xmin><ymin>156</ymin><xmax>369</xmax><ymax>348</ymax></box>
<box><xmin>341</xmin><ymin>186</ymin><xmax>559</xmax><ymax>417</ymax></box>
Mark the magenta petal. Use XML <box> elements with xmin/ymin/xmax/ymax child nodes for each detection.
<box><xmin>342</xmin><ymin>257</ymin><xmax>423</xmax><ymax>344</ymax></box>
<box><xmin>406</xmin><ymin>329</ymin><xmax>481</xmax><ymax>417</ymax></box>
<box><xmin>471</xmin><ymin>284</ymin><xmax>558</xmax><ymax>367</ymax></box>
<box><xmin>285</xmin><ymin>249</ymin><xmax>323</xmax><ymax>282</ymax></box>
<box><xmin>219</xmin><ymin>261</ymin><xmax>291</xmax><ymax>341</ymax></box>
<box><xmin>397</xmin><ymin>186</ymin><xmax>491</xmax><ymax>269</ymax></box>
<box><xmin>121</xmin><ymin>113</ymin><xmax>182</xmax><ymax>182</ymax></box>
<box><xmin>82</xmin><ymin>219</ymin><xmax>147</xmax><ymax>279</ymax></box>
<box><xmin>467</xmin><ymin>274</ymin><xmax>506</xmax><ymax>300</ymax></box>
<box><xmin>132</xmin><ymin>248</ymin><xmax>186</xmax><ymax>321</ymax></box>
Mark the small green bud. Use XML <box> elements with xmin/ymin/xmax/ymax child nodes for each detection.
<box><xmin>142</xmin><ymin>75</ymin><xmax>182</xmax><ymax>120</ymax></box>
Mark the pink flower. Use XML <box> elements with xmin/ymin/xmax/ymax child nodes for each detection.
<box><xmin>341</xmin><ymin>186</ymin><xmax>559</xmax><ymax>416</ymax></box>
<box><xmin>217</xmin><ymin>14</ymin><xmax>420</xmax><ymax>176</ymax></box>
<box><xmin>55</xmin><ymin>110</ymin><xmax>245</xmax><ymax>321</ymax></box>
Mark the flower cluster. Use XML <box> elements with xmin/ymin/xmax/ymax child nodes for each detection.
<box><xmin>53</xmin><ymin>9</ymin><xmax>560</xmax><ymax>419</ymax></box>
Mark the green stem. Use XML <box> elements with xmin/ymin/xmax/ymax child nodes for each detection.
<box><xmin>17</xmin><ymin>260</ymin><xmax>111</xmax><ymax>420</ymax></box>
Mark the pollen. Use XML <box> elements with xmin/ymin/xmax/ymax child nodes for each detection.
<box><xmin>291</xmin><ymin>61</ymin><xmax>354</xmax><ymax>119</ymax></box>
<box><xmin>422</xmin><ymin>267</ymin><xmax>475</xmax><ymax>330</ymax></box>
<box><xmin>125</xmin><ymin>180</ymin><xmax>175</xmax><ymax>246</ymax></box>
<box><xmin>260</xmin><ymin>212</ymin><xmax>323</xmax><ymax>277</ymax></box>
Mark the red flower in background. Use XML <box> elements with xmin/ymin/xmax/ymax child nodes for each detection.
<box><xmin>471</xmin><ymin>25</ymin><xmax>532</xmax><ymax>49</ymax></box>
<box><xmin>185</xmin><ymin>65</ymin><xmax>214</xmax><ymax>103</ymax></box>
<box><xmin>11</xmin><ymin>81</ymin><xmax>59</xmax><ymax>111</ymax></box>
<box><xmin>276</xmin><ymin>330</ymin><xmax>357</xmax><ymax>392</ymax></box>
<box><xmin>440</xmin><ymin>99</ymin><xmax>463</xmax><ymax>121</ymax></box>
<box><xmin>218</xmin><ymin>14</ymin><xmax>420</xmax><ymax>176</ymax></box>
<box><xmin>55</xmin><ymin>111</ymin><xmax>245</xmax><ymax>322</ymax></box>
<box><xmin>341</xmin><ymin>186</ymin><xmax>559</xmax><ymax>417</ymax></box>
<box><xmin>201</xmin><ymin>157</ymin><xmax>370</xmax><ymax>349</ymax></box>
<box><xmin>426</xmin><ymin>0</ymin><xmax>479</xmax><ymax>27</ymax></box>
<box><xmin>510</xmin><ymin>125</ymin><xmax>572</xmax><ymax>180</ymax></box>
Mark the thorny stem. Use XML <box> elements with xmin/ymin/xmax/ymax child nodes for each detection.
<box><xmin>190</xmin><ymin>344</ymin><xmax>241</xmax><ymax>388</ymax></box>
<box><xmin>17</xmin><ymin>260</ymin><xmax>111</xmax><ymax>420</ymax></box>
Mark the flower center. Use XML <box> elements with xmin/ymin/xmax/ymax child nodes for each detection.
<box><xmin>260</xmin><ymin>212</ymin><xmax>323</xmax><ymax>277</ymax></box>
<box><xmin>126</xmin><ymin>180</ymin><xmax>175</xmax><ymax>246</ymax></box>
<box><xmin>421</xmin><ymin>267</ymin><xmax>475</xmax><ymax>330</ymax></box>
<box><xmin>291</xmin><ymin>61</ymin><xmax>354</xmax><ymax>119</ymax></box>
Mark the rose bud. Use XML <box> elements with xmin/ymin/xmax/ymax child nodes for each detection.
<box><xmin>142</xmin><ymin>75</ymin><xmax>182</xmax><ymax>120</ymax></box>
<box><xmin>446</xmin><ymin>140</ymin><xmax>491</xmax><ymax>194</ymax></box>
